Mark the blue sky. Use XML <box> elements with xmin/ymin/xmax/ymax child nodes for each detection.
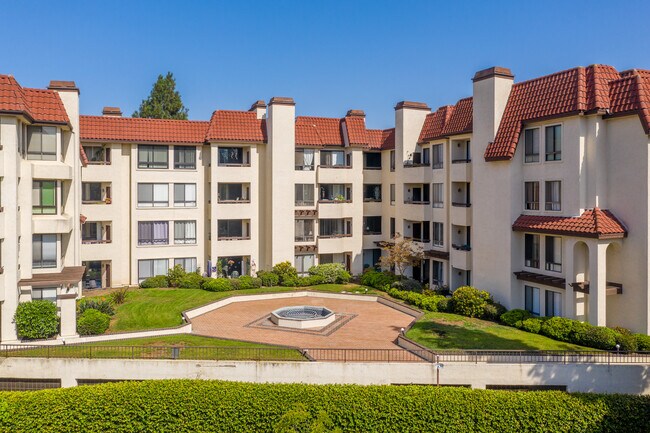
<box><xmin>1</xmin><ymin>0</ymin><xmax>648</xmax><ymax>128</ymax></box>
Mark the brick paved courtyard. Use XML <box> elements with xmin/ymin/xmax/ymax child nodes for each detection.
<box><xmin>190</xmin><ymin>296</ymin><xmax>418</xmax><ymax>354</ymax></box>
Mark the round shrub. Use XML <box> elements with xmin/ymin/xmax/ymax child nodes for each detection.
<box><xmin>178</xmin><ymin>273</ymin><xmax>204</xmax><ymax>289</ymax></box>
<box><xmin>540</xmin><ymin>317</ymin><xmax>589</xmax><ymax>343</ymax></box>
<box><xmin>451</xmin><ymin>286</ymin><xmax>492</xmax><ymax>318</ymax></box>
<box><xmin>257</xmin><ymin>271</ymin><xmax>280</xmax><ymax>287</ymax></box>
<box><xmin>521</xmin><ymin>318</ymin><xmax>543</xmax><ymax>334</ymax></box>
<box><xmin>482</xmin><ymin>302</ymin><xmax>507</xmax><ymax>322</ymax></box>
<box><xmin>140</xmin><ymin>275</ymin><xmax>169</xmax><ymax>289</ymax></box>
<box><xmin>203</xmin><ymin>278</ymin><xmax>232</xmax><ymax>292</ymax></box>
<box><xmin>14</xmin><ymin>301</ymin><xmax>59</xmax><ymax>340</ymax></box>
<box><xmin>634</xmin><ymin>333</ymin><xmax>650</xmax><ymax>351</ymax></box>
<box><xmin>500</xmin><ymin>309</ymin><xmax>532</xmax><ymax>328</ymax></box>
<box><xmin>308</xmin><ymin>263</ymin><xmax>350</xmax><ymax>284</ymax></box>
<box><xmin>77</xmin><ymin>309</ymin><xmax>110</xmax><ymax>336</ymax></box>
<box><xmin>238</xmin><ymin>276</ymin><xmax>262</xmax><ymax>290</ymax></box>
<box><xmin>614</xmin><ymin>332</ymin><xmax>638</xmax><ymax>352</ymax></box>
<box><xmin>436</xmin><ymin>297</ymin><xmax>451</xmax><ymax>312</ymax></box>
<box><xmin>167</xmin><ymin>264</ymin><xmax>187</xmax><ymax>288</ymax></box>
<box><xmin>575</xmin><ymin>326</ymin><xmax>617</xmax><ymax>350</ymax></box>
<box><xmin>272</xmin><ymin>262</ymin><xmax>298</xmax><ymax>284</ymax></box>
<box><xmin>306</xmin><ymin>275</ymin><xmax>325</xmax><ymax>286</ymax></box>
<box><xmin>360</xmin><ymin>270</ymin><xmax>398</xmax><ymax>289</ymax></box>
<box><xmin>78</xmin><ymin>298</ymin><xmax>115</xmax><ymax>316</ymax></box>
<box><xmin>229</xmin><ymin>279</ymin><xmax>242</xmax><ymax>290</ymax></box>
<box><xmin>281</xmin><ymin>277</ymin><xmax>299</xmax><ymax>287</ymax></box>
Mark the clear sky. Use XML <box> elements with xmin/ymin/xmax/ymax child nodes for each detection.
<box><xmin>2</xmin><ymin>0</ymin><xmax>648</xmax><ymax>128</ymax></box>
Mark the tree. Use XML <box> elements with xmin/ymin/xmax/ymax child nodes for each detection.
<box><xmin>378</xmin><ymin>233</ymin><xmax>425</xmax><ymax>278</ymax></box>
<box><xmin>132</xmin><ymin>72</ymin><xmax>189</xmax><ymax>119</ymax></box>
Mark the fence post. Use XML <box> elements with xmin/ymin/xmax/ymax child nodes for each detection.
<box><xmin>131</xmin><ymin>346</ymin><xmax>135</xmax><ymax>359</ymax></box>
<box><xmin>47</xmin><ymin>345</ymin><xmax>50</xmax><ymax>359</ymax></box>
<box><xmin>89</xmin><ymin>346</ymin><xmax>92</xmax><ymax>359</ymax></box>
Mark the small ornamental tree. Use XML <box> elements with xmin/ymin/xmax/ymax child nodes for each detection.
<box><xmin>133</xmin><ymin>72</ymin><xmax>189</xmax><ymax>119</ymax></box>
<box><xmin>378</xmin><ymin>233</ymin><xmax>425</xmax><ymax>278</ymax></box>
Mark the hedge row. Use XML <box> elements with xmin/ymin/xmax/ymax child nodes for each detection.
<box><xmin>0</xmin><ymin>380</ymin><xmax>648</xmax><ymax>433</ymax></box>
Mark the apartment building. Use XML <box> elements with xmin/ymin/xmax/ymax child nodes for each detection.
<box><xmin>0</xmin><ymin>63</ymin><xmax>649</xmax><ymax>342</ymax></box>
<box><xmin>0</xmin><ymin>76</ymin><xmax>84</xmax><ymax>342</ymax></box>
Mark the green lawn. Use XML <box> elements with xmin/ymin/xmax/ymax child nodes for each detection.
<box><xmin>408</xmin><ymin>311</ymin><xmax>590</xmax><ymax>351</ymax></box>
<box><xmin>85</xmin><ymin>284</ymin><xmax>375</xmax><ymax>333</ymax></box>
<box><xmin>11</xmin><ymin>335</ymin><xmax>305</xmax><ymax>361</ymax></box>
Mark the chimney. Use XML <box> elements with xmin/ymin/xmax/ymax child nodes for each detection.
<box><xmin>102</xmin><ymin>107</ymin><xmax>122</xmax><ymax>117</ymax></box>
<box><xmin>48</xmin><ymin>80</ymin><xmax>79</xmax><ymax>94</ymax></box>
<box><xmin>472</xmin><ymin>66</ymin><xmax>514</xmax><ymax>153</ymax></box>
<box><xmin>346</xmin><ymin>109</ymin><xmax>365</xmax><ymax>118</ymax></box>
<box><xmin>249</xmin><ymin>100</ymin><xmax>267</xmax><ymax>119</ymax></box>
<box><xmin>394</xmin><ymin>100</ymin><xmax>431</xmax><ymax>162</ymax></box>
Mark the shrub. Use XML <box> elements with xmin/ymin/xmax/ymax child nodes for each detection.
<box><xmin>167</xmin><ymin>264</ymin><xmax>187</xmax><ymax>288</ymax></box>
<box><xmin>272</xmin><ymin>262</ymin><xmax>298</xmax><ymax>284</ymax></box>
<box><xmin>76</xmin><ymin>309</ymin><xmax>110</xmax><ymax>336</ymax></box>
<box><xmin>634</xmin><ymin>333</ymin><xmax>650</xmax><ymax>351</ymax></box>
<box><xmin>14</xmin><ymin>301</ymin><xmax>59</xmax><ymax>340</ymax></box>
<box><xmin>139</xmin><ymin>275</ymin><xmax>169</xmax><ymax>289</ymax></box>
<box><xmin>280</xmin><ymin>277</ymin><xmax>299</xmax><ymax>287</ymax></box>
<box><xmin>229</xmin><ymin>279</ymin><xmax>242</xmax><ymax>290</ymax></box>
<box><xmin>521</xmin><ymin>318</ymin><xmax>543</xmax><ymax>334</ymax></box>
<box><xmin>574</xmin><ymin>326</ymin><xmax>617</xmax><ymax>350</ymax></box>
<box><xmin>500</xmin><ymin>309</ymin><xmax>532</xmax><ymax>328</ymax></box>
<box><xmin>78</xmin><ymin>298</ymin><xmax>115</xmax><ymax>316</ymax></box>
<box><xmin>109</xmin><ymin>288</ymin><xmax>129</xmax><ymax>305</ymax></box>
<box><xmin>308</xmin><ymin>263</ymin><xmax>350</xmax><ymax>284</ymax></box>
<box><xmin>436</xmin><ymin>297</ymin><xmax>451</xmax><ymax>312</ymax></box>
<box><xmin>359</xmin><ymin>270</ymin><xmax>398</xmax><ymax>289</ymax></box>
<box><xmin>451</xmin><ymin>286</ymin><xmax>492</xmax><ymax>318</ymax></box>
<box><xmin>614</xmin><ymin>332</ymin><xmax>638</xmax><ymax>352</ymax></box>
<box><xmin>305</xmin><ymin>275</ymin><xmax>325</xmax><ymax>286</ymax></box>
<box><xmin>612</xmin><ymin>326</ymin><xmax>632</xmax><ymax>335</ymax></box>
<box><xmin>482</xmin><ymin>302</ymin><xmax>507</xmax><ymax>322</ymax></box>
<box><xmin>540</xmin><ymin>317</ymin><xmax>589</xmax><ymax>343</ymax></box>
<box><xmin>258</xmin><ymin>271</ymin><xmax>280</xmax><ymax>287</ymax></box>
<box><xmin>203</xmin><ymin>278</ymin><xmax>232</xmax><ymax>292</ymax></box>
<box><xmin>178</xmin><ymin>273</ymin><xmax>204</xmax><ymax>290</ymax></box>
<box><xmin>238</xmin><ymin>276</ymin><xmax>262</xmax><ymax>290</ymax></box>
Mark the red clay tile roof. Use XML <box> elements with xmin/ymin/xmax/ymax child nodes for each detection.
<box><xmin>485</xmin><ymin>65</ymin><xmax>650</xmax><ymax>161</ymax></box>
<box><xmin>367</xmin><ymin>128</ymin><xmax>395</xmax><ymax>150</ymax></box>
<box><xmin>0</xmin><ymin>75</ymin><xmax>70</xmax><ymax>125</ymax></box>
<box><xmin>344</xmin><ymin>116</ymin><xmax>370</xmax><ymax>146</ymax></box>
<box><xmin>295</xmin><ymin>116</ymin><xmax>344</xmax><ymax>147</ymax></box>
<box><xmin>512</xmin><ymin>208</ymin><xmax>627</xmax><ymax>239</ymax></box>
<box><xmin>79</xmin><ymin>145</ymin><xmax>88</xmax><ymax>167</ymax></box>
<box><xmin>80</xmin><ymin>115</ymin><xmax>209</xmax><ymax>144</ymax></box>
<box><xmin>206</xmin><ymin>110</ymin><xmax>266</xmax><ymax>143</ymax></box>
<box><xmin>418</xmin><ymin>97</ymin><xmax>473</xmax><ymax>144</ymax></box>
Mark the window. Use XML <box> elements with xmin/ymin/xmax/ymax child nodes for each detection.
<box><xmin>295</xmin><ymin>254</ymin><xmax>315</xmax><ymax>276</ymax></box>
<box><xmin>390</xmin><ymin>217</ymin><xmax>396</xmax><ymax>238</ymax></box>
<box><xmin>545</xmin><ymin>181</ymin><xmax>561</xmax><ymax>211</ymax></box>
<box><xmin>174</xmin><ymin>257</ymin><xmax>197</xmax><ymax>273</ymax></box>
<box><xmin>432</xmin><ymin>222</ymin><xmax>443</xmax><ymax>247</ymax></box>
<box><xmin>319</xmin><ymin>184</ymin><xmax>351</xmax><ymax>202</ymax></box>
<box><xmin>218</xmin><ymin>147</ymin><xmax>246</xmax><ymax>166</ymax></box>
<box><xmin>545</xmin><ymin>236</ymin><xmax>562</xmax><ymax>272</ymax></box>
<box><xmin>27</xmin><ymin>126</ymin><xmax>57</xmax><ymax>160</ymax></box>
<box><xmin>138</xmin><ymin>145</ymin><xmax>168</xmax><ymax>169</ymax></box>
<box><xmin>363</xmin><ymin>249</ymin><xmax>381</xmax><ymax>269</ymax></box>
<box><xmin>138</xmin><ymin>259</ymin><xmax>169</xmax><ymax>283</ymax></box>
<box><xmin>319</xmin><ymin>218</ymin><xmax>351</xmax><ymax>237</ymax></box>
<box><xmin>432</xmin><ymin>144</ymin><xmax>443</xmax><ymax>169</ymax></box>
<box><xmin>524</xmin><ymin>234</ymin><xmax>540</xmax><ymax>268</ymax></box>
<box><xmin>363</xmin><ymin>216</ymin><xmax>382</xmax><ymax>235</ymax></box>
<box><xmin>82</xmin><ymin>182</ymin><xmax>103</xmax><ymax>203</ymax></box>
<box><xmin>363</xmin><ymin>184</ymin><xmax>382</xmax><ymax>202</ymax></box>
<box><xmin>174</xmin><ymin>221</ymin><xmax>197</xmax><ymax>244</ymax></box>
<box><xmin>138</xmin><ymin>221</ymin><xmax>169</xmax><ymax>245</ymax></box>
<box><xmin>389</xmin><ymin>150</ymin><xmax>395</xmax><ymax>171</ymax></box>
<box><xmin>174</xmin><ymin>146</ymin><xmax>196</xmax><ymax>169</ymax></box>
<box><xmin>432</xmin><ymin>261</ymin><xmax>443</xmax><ymax>285</ymax></box>
<box><xmin>295</xmin><ymin>149</ymin><xmax>315</xmax><ymax>170</ymax></box>
<box><xmin>218</xmin><ymin>220</ymin><xmax>248</xmax><ymax>240</ymax></box>
<box><xmin>295</xmin><ymin>219</ymin><xmax>315</xmax><ymax>242</ymax></box>
<box><xmin>525</xmin><ymin>181</ymin><xmax>539</xmax><ymax>210</ymax></box>
<box><xmin>83</xmin><ymin>145</ymin><xmax>111</xmax><ymax>164</ymax></box>
<box><xmin>422</xmin><ymin>147</ymin><xmax>430</xmax><ymax>165</ymax></box>
<box><xmin>405</xmin><ymin>185</ymin><xmax>429</xmax><ymax>204</ymax></box>
<box><xmin>218</xmin><ymin>183</ymin><xmax>248</xmax><ymax>202</ymax></box>
<box><xmin>32</xmin><ymin>234</ymin><xmax>57</xmax><ymax>268</ymax></box>
<box><xmin>363</xmin><ymin>152</ymin><xmax>382</xmax><ymax>169</ymax></box>
<box><xmin>432</xmin><ymin>183</ymin><xmax>444</xmax><ymax>208</ymax></box>
<box><xmin>295</xmin><ymin>184</ymin><xmax>314</xmax><ymax>206</ymax></box>
<box><xmin>32</xmin><ymin>288</ymin><xmax>57</xmax><ymax>302</ymax></box>
<box><xmin>33</xmin><ymin>181</ymin><xmax>56</xmax><ymax>214</ymax></box>
<box><xmin>545</xmin><ymin>290</ymin><xmax>562</xmax><ymax>317</ymax></box>
<box><xmin>320</xmin><ymin>150</ymin><xmax>348</xmax><ymax>167</ymax></box>
<box><xmin>524</xmin><ymin>128</ymin><xmax>540</xmax><ymax>163</ymax></box>
<box><xmin>82</xmin><ymin>222</ymin><xmax>103</xmax><ymax>242</ymax></box>
<box><xmin>174</xmin><ymin>183</ymin><xmax>196</xmax><ymax>207</ymax></box>
<box><xmin>524</xmin><ymin>285</ymin><xmax>540</xmax><ymax>316</ymax></box>
<box><xmin>390</xmin><ymin>184</ymin><xmax>395</xmax><ymax>205</ymax></box>
<box><xmin>138</xmin><ymin>183</ymin><xmax>169</xmax><ymax>207</ymax></box>
<box><xmin>545</xmin><ymin>125</ymin><xmax>561</xmax><ymax>161</ymax></box>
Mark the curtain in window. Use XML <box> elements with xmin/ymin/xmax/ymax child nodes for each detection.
<box><xmin>153</xmin><ymin>259</ymin><xmax>168</xmax><ymax>277</ymax></box>
<box><xmin>185</xmin><ymin>184</ymin><xmax>196</xmax><ymax>203</ymax></box>
<box><xmin>153</xmin><ymin>222</ymin><xmax>168</xmax><ymax>243</ymax></box>
<box><xmin>303</xmin><ymin>150</ymin><xmax>314</xmax><ymax>169</ymax></box>
<box><xmin>330</xmin><ymin>151</ymin><xmax>339</xmax><ymax>166</ymax></box>
<box><xmin>551</xmin><ymin>182</ymin><xmax>560</xmax><ymax>210</ymax></box>
<box><xmin>153</xmin><ymin>184</ymin><xmax>168</xmax><ymax>206</ymax></box>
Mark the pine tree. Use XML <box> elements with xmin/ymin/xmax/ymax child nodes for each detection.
<box><xmin>132</xmin><ymin>72</ymin><xmax>189</xmax><ymax>119</ymax></box>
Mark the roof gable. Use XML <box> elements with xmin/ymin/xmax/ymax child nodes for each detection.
<box><xmin>512</xmin><ymin>208</ymin><xmax>627</xmax><ymax>239</ymax></box>
<box><xmin>206</xmin><ymin>110</ymin><xmax>266</xmax><ymax>143</ymax></box>
<box><xmin>0</xmin><ymin>75</ymin><xmax>70</xmax><ymax>125</ymax></box>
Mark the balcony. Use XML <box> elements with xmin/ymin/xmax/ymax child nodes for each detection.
<box><xmin>404</xmin><ymin>199</ymin><xmax>430</xmax><ymax>205</ymax></box>
<box><xmin>218</xmin><ymin>147</ymin><xmax>250</xmax><ymax>167</ymax></box>
<box><xmin>295</xmin><ymin>235</ymin><xmax>315</xmax><ymax>242</ymax></box>
<box><xmin>451</xmin><ymin>247</ymin><xmax>472</xmax><ymax>271</ymax></box>
<box><xmin>451</xmin><ymin>159</ymin><xmax>472</xmax><ymax>181</ymax></box>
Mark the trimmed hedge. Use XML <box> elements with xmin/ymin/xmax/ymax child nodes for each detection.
<box><xmin>0</xmin><ymin>380</ymin><xmax>648</xmax><ymax>432</ymax></box>
<box><xmin>203</xmin><ymin>278</ymin><xmax>232</xmax><ymax>292</ymax></box>
<box><xmin>258</xmin><ymin>271</ymin><xmax>280</xmax><ymax>287</ymax></box>
<box><xmin>14</xmin><ymin>301</ymin><xmax>59</xmax><ymax>340</ymax></box>
<box><xmin>385</xmin><ymin>287</ymin><xmax>446</xmax><ymax>312</ymax></box>
<box><xmin>360</xmin><ymin>270</ymin><xmax>399</xmax><ymax>289</ymax></box>
<box><xmin>139</xmin><ymin>275</ymin><xmax>169</xmax><ymax>288</ymax></box>
<box><xmin>76</xmin><ymin>309</ymin><xmax>110</xmax><ymax>336</ymax></box>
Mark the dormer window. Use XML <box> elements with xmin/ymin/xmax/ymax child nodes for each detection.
<box><xmin>524</xmin><ymin>128</ymin><xmax>539</xmax><ymax>163</ymax></box>
<box><xmin>545</xmin><ymin>125</ymin><xmax>562</xmax><ymax>161</ymax></box>
<box><xmin>27</xmin><ymin>126</ymin><xmax>57</xmax><ymax>161</ymax></box>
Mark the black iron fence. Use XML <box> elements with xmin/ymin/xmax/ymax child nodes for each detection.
<box><xmin>428</xmin><ymin>350</ymin><xmax>650</xmax><ymax>365</ymax></box>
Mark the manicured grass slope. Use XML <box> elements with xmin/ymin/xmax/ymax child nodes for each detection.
<box><xmin>408</xmin><ymin>312</ymin><xmax>590</xmax><ymax>350</ymax></box>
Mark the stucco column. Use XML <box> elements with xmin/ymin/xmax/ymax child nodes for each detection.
<box><xmin>58</xmin><ymin>293</ymin><xmax>79</xmax><ymax>338</ymax></box>
<box><xmin>587</xmin><ymin>242</ymin><xmax>607</xmax><ymax>326</ymax></box>
<box><xmin>563</xmin><ymin>239</ymin><xmax>575</xmax><ymax>319</ymax></box>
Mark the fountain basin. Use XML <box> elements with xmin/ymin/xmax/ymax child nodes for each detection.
<box><xmin>270</xmin><ymin>306</ymin><xmax>335</xmax><ymax>329</ymax></box>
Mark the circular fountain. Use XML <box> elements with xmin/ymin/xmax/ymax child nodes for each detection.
<box><xmin>270</xmin><ymin>306</ymin><xmax>335</xmax><ymax>329</ymax></box>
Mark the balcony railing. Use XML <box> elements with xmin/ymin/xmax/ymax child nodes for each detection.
<box><xmin>319</xmin><ymin>164</ymin><xmax>351</xmax><ymax>169</ymax></box>
<box><xmin>295</xmin><ymin>235</ymin><xmax>315</xmax><ymax>242</ymax></box>
<box><xmin>403</xmin><ymin>161</ymin><xmax>430</xmax><ymax>168</ymax></box>
<box><xmin>404</xmin><ymin>200</ymin><xmax>430</xmax><ymax>205</ymax></box>
<box><xmin>217</xmin><ymin>235</ymin><xmax>251</xmax><ymax>241</ymax></box>
<box><xmin>452</xmin><ymin>158</ymin><xmax>471</xmax><ymax>164</ymax></box>
<box><xmin>363</xmin><ymin>231</ymin><xmax>382</xmax><ymax>236</ymax></box>
<box><xmin>404</xmin><ymin>236</ymin><xmax>430</xmax><ymax>243</ymax></box>
<box><xmin>295</xmin><ymin>164</ymin><xmax>314</xmax><ymax>171</ymax></box>
<box><xmin>217</xmin><ymin>199</ymin><xmax>251</xmax><ymax>204</ymax></box>
<box><xmin>452</xmin><ymin>244</ymin><xmax>472</xmax><ymax>251</ymax></box>
<box><xmin>451</xmin><ymin>202</ymin><xmax>471</xmax><ymax>207</ymax></box>
<box><xmin>82</xmin><ymin>239</ymin><xmax>112</xmax><ymax>244</ymax></box>
<box><xmin>318</xmin><ymin>199</ymin><xmax>352</xmax><ymax>204</ymax></box>
<box><xmin>218</xmin><ymin>162</ymin><xmax>251</xmax><ymax>167</ymax></box>
<box><xmin>363</xmin><ymin>197</ymin><xmax>382</xmax><ymax>202</ymax></box>
<box><xmin>318</xmin><ymin>233</ymin><xmax>352</xmax><ymax>239</ymax></box>
<box><xmin>295</xmin><ymin>200</ymin><xmax>315</xmax><ymax>206</ymax></box>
